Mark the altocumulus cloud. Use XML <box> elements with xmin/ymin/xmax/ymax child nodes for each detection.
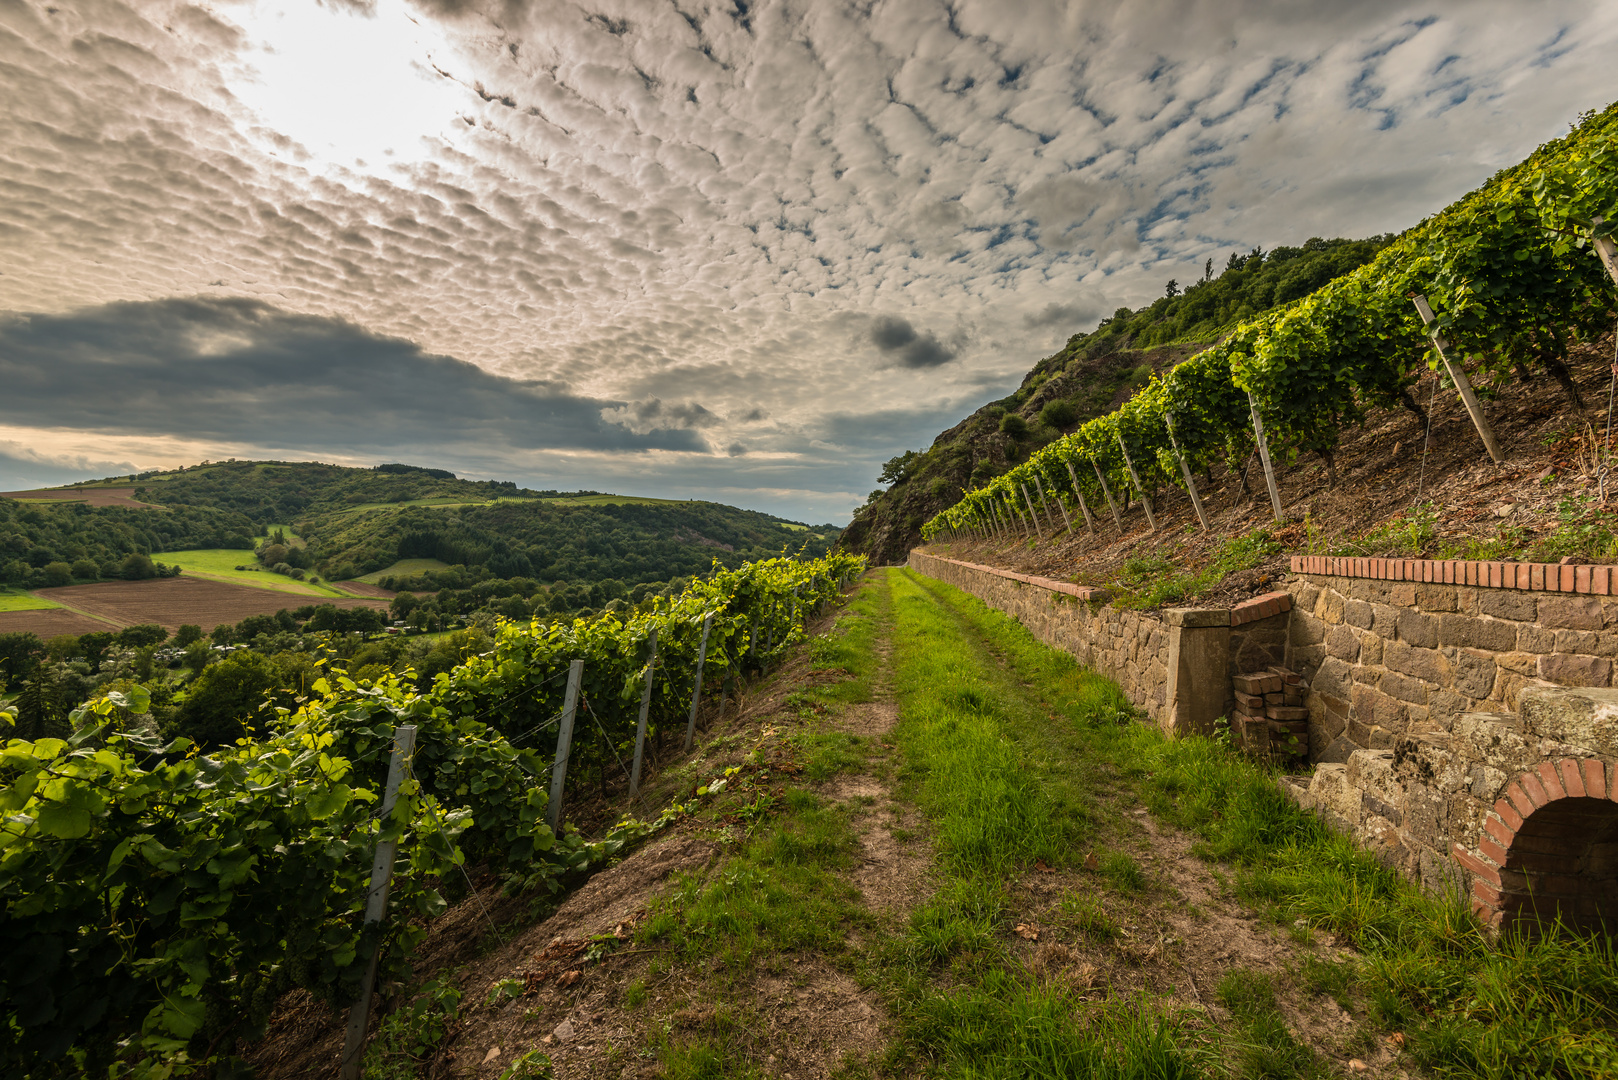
<box><xmin>0</xmin><ymin>298</ymin><xmax>708</xmax><ymax>456</ymax></box>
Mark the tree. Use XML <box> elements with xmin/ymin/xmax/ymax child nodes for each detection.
<box><xmin>879</xmin><ymin>450</ymin><xmax>920</xmax><ymax>486</ymax></box>
<box><xmin>174</xmin><ymin>624</ymin><xmax>203</xmax><ymax>647</ymax></box>
<box><xmin>1204</xmin><ymin>257</ymin><xmax>1213</xmax><ymax>282</ymax></box>
<box><xmin>42</xmin><ymin>562</ymin><xmax>72</xmax><ymax>588</ymax></box>
<box><xmin>116</xmin><ymin>624</ymin><xmax>167</xmax><ymax>648</ymax></box>
<box><xmin>69</xmin><ymin>558</ymin><xmax>99</xmax><ymax>581</ymax></box>
<box><xmin>172</xmin><ymin>651</ymin><xmax>280</xmax><ymax>747</ymax></box>
<box><xmin>390</xmin><ymin>591</ymin><xmax>420</xmax><ymax>620</ymax></box>
<box><xmin>1164</xmin><ymin>279</ymin><xmax>1180</xmax><ymax>299</ymax></box>
<box><xmin>119</xmin><ymin>552</ymin><xmax>157</xmax><ymax>580</ymax></box>
<box><xmin>12</xmin><ymin>666</ymin><xmax>69</xmax><ymax>741</ymax></box>
<box><xmin>0</xmin><ymin>632</ymin><xmax>44</xmax><ymax>689</ymax></box>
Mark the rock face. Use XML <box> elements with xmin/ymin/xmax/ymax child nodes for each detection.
<box><xmin>1295</xmin><ymin>686</ymin><xmax>1618</xmax><ymax>936</ymax></box>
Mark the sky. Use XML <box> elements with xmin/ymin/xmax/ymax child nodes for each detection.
<box><xmin>2</xmin><ymin>0</ymin><xmax>1615</xmax><ymax>523</ymax></box>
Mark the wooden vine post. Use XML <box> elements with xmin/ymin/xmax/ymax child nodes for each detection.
<box><xmin>1114</xmin><ymin>430</ymin><xmax>1157</xmax><ymax>531</ymax></box>
<box><xmin>628</xmin><ymin>629</ymin><xmax>657</xmax><ymax>801</ymax></box>
<box><xmin>1019</xmin><ymin>482</ymin><xmax>1045</xmax><ymax>542</ymax></box>
<box><xmin>1034</xmin><ymin>472</ymin><xmax>1071</xmax><ymax>532</ymax></box>
<box><xmin>1089</xmin><ymin>460</ymin><xmax>1124</xmax><ymax>530</ymax></box>
<box><xmin>339</xmin><ymin>725</ymin><xmax>418</xmax><ymax>1080</ymax></box>
<box><xmin>547</xmin><ymin>660</ymin><xmax>583</xmax><ymax>834</ymax></box>
<box><xmin>1163</xmin><ymin>412</ymin><xmax>1211</xmax><ymax>530</ymax></box>
<box><xmin>1245</xmin><ymin>390</ymin><xmax>1286</xmax><ymax>523</ymax></box>
<box><xmin>1410</xmin><ymin>294</ymin><xmax>1505</xmax><ymax>464</ymax></box>
<box><xmin>683</xmin><ymin>614</ymin><xmax>713</xmax><ymax>751</ymax></box>
<box><xmin>1064</xmin><ymin>460</ymin><xmax>1097</xmax><ymax>535</ymax></box>
<box><xmin>1591</xmin><ymin>218</ymin><xmax>1618</xmax><ymax>284</ymax></box>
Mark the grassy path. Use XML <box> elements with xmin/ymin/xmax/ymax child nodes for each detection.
<box><xmin>261</xmin><ymin>568</ymin><xmax>1617</xmax><ymax>1080</ymax></box>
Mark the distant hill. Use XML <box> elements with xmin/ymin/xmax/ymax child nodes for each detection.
<box><xmin>840</xmin><ymin>235</ymin><xmax>1394</xmax><ymax>563</ymax></box>
<box><xmin>1</xmin><ymin>460</ymin><xmax>839</xmax><ymax>594</ymax></box>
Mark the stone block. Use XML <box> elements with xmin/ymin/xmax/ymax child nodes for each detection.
<box><xmin>1317</xmin><ymin>588</ymin><xmax>1345</xmax><ymax>624</ymax></box>
<box><xmin>1452</xmin><ymin>650</ymin><xmax>1498</xmax><ymax>699</ymax></box>
<box><xmin>1295</xmin><ymin>582</ymin><xmax>1322</xmax><ymax>613</ymax></box>
<box><xmin>1416</xmin><ymin>585</ymin><xmax>1458</xmax><ymax>612</ymax></box>
<box><xmin>1420</xmin><ymin>845</ymin><xmax>1464</xmax><ymax>896</ymax></box>
<box><xmin>1308</xmin><ymin>763</ymin><xmax>1362</xmax><ymax>826</ymax></box>
<box><xmin>1404</xmin><ymin>787</ymin><xmax>1445</xmax><ymax>847</ymax></box>
<box><xmin>1495</xmin><ymin>651</ymin><xmax>1540</xmax><ymax>676</ymax></box>
<box><xmin>1233</xmin><ymin>672</ymin><xmax>1283</xmax><ymax>695</ymax></box>
<box><xmin>1267</xmin><ymin>705</ymin><xmax>1309</xmax><ymax>720</ymax></box>
<box><xmin>1478</xmin><ymin>590</ymin><xmax>1537</xmax><ymax>622</ymax></box>
<box><xmin>1554</xmin><ymin>629</ymin><xmax>1607</xmax><ymax>656</ymax></box>
<box><xmin>1359</xmin><ymin>633</ymin><xmax>1384</xmax><ymax>665</ymax></box>
<box><xmin>1438</xmin><ymin>614</ymin><xmax>1517</xmax><ymax>652</ymax></box>
<box><xmin>1394</xmin><ymin>733</ymin><xmax>1465</xmax><ymax>793</ymax></box>
<box><xmin>1517</xmin><ymin>625</ymin><xmax>1556</xmax><ymax>654</ymax></box>
<box><xmin>1290</xmin><ymin>614</ymin><xmax>1327</xmax><ymax>646</ymax></box>
<box><xmin>1352</xmin><ymin>682</ymin><xmax>1407</xmax><ymax>729</ymax></box>
<box><xmin>1384</xmin><ymin>641</ymin><xmax>1448</xmax><ymax>684</ymax></box>
<box><xmin>1537</xmin><ymin>653</ymin><xmax>1613</xmax><ymax>689</ymax></box>
<box><xmin>1517</xmin><ymin>685</ymin><xmax>1618</xmax><ymax>758</ymax></box>
<box><xmin>1163</xmin><ymin>620</ymin><xmax>1231</xmax><ymax>738</ymax></box>
<box><xmin>1289</xmin><ymin>644</ymin><xmax>1326</xmax><ymax>676</ymax></box>
<box><xmin>1390</xmin><ymin>583</ymin><xmax>1417</xmax><ymax>607</ymax></box>
<box><xmin>1397</xmin><ymin>608</ymin><xmax>1438</xmax><ymax>647</ymax></box>
<box><xmin>1452</xmin><ymin>712</ymin><xmax>1538</xmax><ymax>774</ymax></box>
<box><xmin>1344</xmin><ymin>599</ymin><xmax>1374</xmax><ymax>629</ymax></box>
<box><xmin>1538</xmin><ymin>595</ymin><xmax>1604</xmax><ymax>631</ymax></box>
<box><xmin>1379</xmin><ymin>670</ymin><xmax>1430</xmax><ymax>704</ymax></box>
<box><xmin>1316</xmin><ymin>733</ymin><xmax>1359</xmax><ymax>763</ymax></box>
<box><xmin>1312</xmin><ymin>656</ymin><xmax>1353</xmax><ymax>699</ymax></box>
<box><xmin>1372</xmin><ymin>603</ymin><xmax>1400</xmax><ymax>636</ymax></box>
<box><xmin>1326</xmin><ymin>624</ymin><xmax>1361</xmax><ymax>661</ymax></box>
<box><xmin>1427</xmin><ymin>690</ymin><xmax>1469</xmax><ymax>729</ymax></box>
<box><xmin>1164</xmin><ymin>607</ymin><xmax>1230</xmax><ymax>628</ymax></box>
<box><xmin>1347</xmin><ymin>748</ymin><xmax>1402</xmax><ymax>806</ymax></box>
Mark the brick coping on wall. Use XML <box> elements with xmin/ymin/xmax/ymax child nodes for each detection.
<box><xmin>1291</xmin><ymin>555</ymin><xmax>1618</xmax><ymax>594</ymax></box>
<box><xmin>914</xmin><ymin>551</ymin><xmax>1293</xmax><ymax>627</ymax></box>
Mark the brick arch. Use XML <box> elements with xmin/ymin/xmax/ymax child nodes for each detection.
<box><xmin>1459</xmin><ymin>759</ymin><xmax>1618</xmax><ymax>935</ymax></box>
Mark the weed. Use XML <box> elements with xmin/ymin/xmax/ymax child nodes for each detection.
<box><xmin>1106</xmin><ymin>528</ymin><xmax>1281</xmax><ymax>609</ymax></box>
<box><xmin>496</xmin><ymin>1049</ymin><xmax>554</xmax><ymax>1080</ymax></box>
<box><xmin>361</xmin><ymin>975</ymin><xmax>462</xmax><ymax>1080</ymax></box>
<box><xmin>1060</xmin><ymin>894</ymin><xmax>1118</xmax><ymax>941</ymax></box>
<box><xmin>1216</xmin><ymin>970</ymin><xmax>1329</xmax><ymax>1079</ymax></box>
<box><xmin>1098</xmin><ymin>849</ymin><xmax>1146</xmax><ymax>893</ymax></box>
<box><xmin>623</xmin><ymin>979</ymin><xmax>649</xmax><ymax>1009</ymax></box>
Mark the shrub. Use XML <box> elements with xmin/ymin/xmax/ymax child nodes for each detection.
<box><xmin>999</xmin><ymin>413</ymin><xmax>1029</xmax><ymax>439</ymax></box>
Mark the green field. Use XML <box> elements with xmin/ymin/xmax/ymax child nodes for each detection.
<box><xmin>356</xmin><ymin>558</ymin><xmax>452</xmax><ymax>584</ymax></box>
<box><xmin>154</xmin><ymin>549</ymin><xmax>349</xmax><ymax>598</ymax></box>
<box><xmin>335</xmin><ymin>496</ymin><xmax>543</xmax><ymax>515</ymax></box>
<box><xmin>540</xmin><ymin>493</ymin><xmax>687</xmax><ymax>507</ymax></box>
<box><xmin>0</xmin><ymin>588</ymin><xmax>58</xmax><ymax>612</ymax></box>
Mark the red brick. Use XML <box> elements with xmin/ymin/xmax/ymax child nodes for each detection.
<box><xmin>1518</xmin><ymin>564</ymin><xmax>1533</xmax><ymax>589</ymax></box>
<box><xmin>1266</xmin><ymin>705</ymin><xmax>1310</xmax><ymax>720</ymax></box>
<box><xmin>1583</xmin><ymin>759</ymin><xmax>1607</xmax><ymax>801</ymax></box>
<box><xmin>1453</xmin><ymin>844</ymin><xmax>1502</xmax><ymax>885</ymax></box>
<box><xmin>1520</xmin><ymin>772</ymin><xmax>1551</xmax><ymax>807</ymax></box>
<box><xmin>1464</xmin><ymin>561</ymin><xmax>1477</xmax><ymax>586</ymax></box>
<box><xmin>1529</xmin><ymin>564</ymin><xmax>1544</xmax><ymax>590</ymax></box>
<box><xmin>1599</xmin><ymin>566</ymin><xmax>1613</xmax><ymax>596</ymax></box>
<box><xmin>1479</xmin><ymin>835</ymin><xmax>1510</xmax><ymax>866</ymax></box>
<box><xmin>1558</xmin><ymin>759</ymin><xmax>1587</xmax><ymax>799</ymax></box>
<box><xmin>1472</xmin><ymin>878</ymin><xmax>1504</xmax><ymax>907</ymax></box>
<box><xmin>1505</xmin><ymin>781</ymin><xmax>1536</xmax><ymax>818</ymax></box>
<box><xmin>1483</xmin><ymin>815</ymin><xmax>1516</xmax><ymax>848</ymax></box>
<box><xmin>1560</xmin><ymin>564</ymin><xmax>1576</xmax><ymax>591</ymax></box>
<box><xmin>1577</xmin><ymin>565</ymin><xmax>1593</xmax><ymax>593</ymax></box>
<box><xmin>1485</xmin><ymin>562</ymin><xmax>1500</xmax><ymax>587</ymax></box>
<box><xmin>1493</xmin><ymin>798</ymin><xmax>1525</xmax><ymax>831</ymax></box>
<box><xmin>1536</xmin><ymin>762</ymin><xmax>1567</xmax><ymax>801</ymax></box>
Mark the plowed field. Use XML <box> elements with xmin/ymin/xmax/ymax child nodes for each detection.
<box><xmin>27</xmin><ymin>577</ymin><xmax>388</xmax><ymax>634</ymax></box>
<box><xmin>0</xmin><ymin>486</ymin><xmax>152</xmax><ymax>508</ymax></box>
<box><xmin>0</xmin><ymin>608</ymin><xmax>123</xmax><ymax>638</ymax></box>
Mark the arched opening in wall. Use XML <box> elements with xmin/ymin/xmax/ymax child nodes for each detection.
<box><xmin>1499</xmin><ymin>796</ymin><xmax>1618</xmax><ymax>936</ymax></box>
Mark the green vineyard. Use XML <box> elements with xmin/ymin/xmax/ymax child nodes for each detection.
<box><xmin>923</xmin><ymin>104</ymin><xmax>1618</xmax><ymax>544</ymax></box>
<box><xmin>0</xmin><ymin>551</ymin><xmax>864</xmax><ymax>1078</ymax></box>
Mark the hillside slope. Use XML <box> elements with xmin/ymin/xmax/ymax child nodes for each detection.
<box><xmin>2</xmin><ymin>461</ymin><xmax>840</xmax><ymax>591</ymax></box>
<box><xmin>842</xmin><ymin>237</ymin><xmax>1392</xmax><ymax>563</ymax></box>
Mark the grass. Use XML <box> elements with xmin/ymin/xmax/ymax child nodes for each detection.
<box><xmin>909</xmin><ymin>568</ymin><xmax>1618</xmax><ymax>1080</ymax></box>
<box><xmin>0</xmin><ymin>588</ymin><xmax>58</xmax><ymax>612</ymax></box>
<box><xmin>153</xmin><ymin>548</ymin><xmax>350</xmax><ymax>597</ymax></box>
<box><xmin>1103</xmin><ymin>527</ymin><xmax>1282</xmax><ymax>609</ymax></box>
<box><xmin>540</xmin><ymin>494</ymin><xmax>689</xmax><ymax>507</ymax></box>
<box><xmin>879</xmin><ymin>569</ymin><xmax>1211</xmax><ymax>1077</ymax></box>
<box><xmin>355</xmin><ymin>558</ymin><xmax>453</xmax><ymax>584</ymax></box>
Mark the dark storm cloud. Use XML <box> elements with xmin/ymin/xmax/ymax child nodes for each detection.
<box><xmin>0</xmin><ymin>298</ymin><xmax>707</xmax><ymax>455</ymax></box>
<box><xmin>868</xmin><ymin>316</ymin><xmax>955</xmax><ymax>369</ymax></box>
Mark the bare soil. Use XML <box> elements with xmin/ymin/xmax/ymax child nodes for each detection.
<box><xmin>331</xmin><ymin>581</ymin><xmax>398</xmax><ymax>599</ymax></box>
<box><xmin>0</xmin><ymin>486</ymin><xmax>153</xmax><ymax>508</ymax></box>
<box><xmin>0</xmin><ymin>607</ymin><xmax>122</xmax><ymax>637</ymax></box>
<box><xmin>928</xmin><ymin>333</ymin><xmax>1618</xmax><ymax>609</ymax></box>
<box><xmin>29</xmin><ymin>577</ymin><xmax>388</xmax><ymax>633</ymax></box>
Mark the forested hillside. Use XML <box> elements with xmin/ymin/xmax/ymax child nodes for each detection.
<box><xmin>2</xmin><ymin>460</ymin><xmax>838</xmax><ymax>591</ymax></box>
<box><xmin>841</xmin><ymin>237</ymin><xmax>1393</xmax><ymax>562</ymax></box>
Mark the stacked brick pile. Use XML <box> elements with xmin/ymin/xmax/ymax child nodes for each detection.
<box><xmin>1232</xmin><ymin>667</ymin><xmax>1310</xmax><ymax>763</ymax></box>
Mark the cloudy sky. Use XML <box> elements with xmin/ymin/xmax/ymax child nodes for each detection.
<box><xmin>3</xmin><ymin>0</ymin><xmax>1615</xmax><ymax>521</ymax></box>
